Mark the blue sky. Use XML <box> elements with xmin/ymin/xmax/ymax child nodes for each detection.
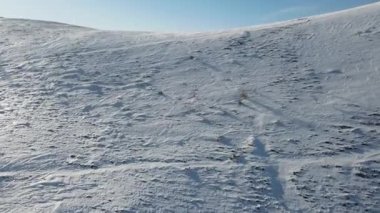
<box><xmin>0</xmin><ymin>0</ymin><xmax>378</xmax><ymax>32</ymax></box>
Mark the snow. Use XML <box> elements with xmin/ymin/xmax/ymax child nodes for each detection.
<box><xmin>0</xmin><ymin>2</ymin><xmax>380</xmax><ymax>212</ymax></box>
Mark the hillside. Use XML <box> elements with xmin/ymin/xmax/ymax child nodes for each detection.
<box><xmin>0</xmin><ymin>2</ymin><xmax>379</xmax><ymax>212</ymax></box>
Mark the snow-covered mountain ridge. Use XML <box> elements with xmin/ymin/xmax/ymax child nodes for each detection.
<box><xmin>0</xmin><ymin>2</ymin><xmax>379</xmax><ymax>212</ymax></box>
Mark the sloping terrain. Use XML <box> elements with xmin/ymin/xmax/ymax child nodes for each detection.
<box><xmin>0</xmin><ymin>3</ymin><xmax>379</xmax><ymax>212</ymax></box>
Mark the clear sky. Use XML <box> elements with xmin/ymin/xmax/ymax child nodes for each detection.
<box><xmin>0</xmin><ymin>0</ymin><xmax>379</xmax><ymax>32</ymax></box>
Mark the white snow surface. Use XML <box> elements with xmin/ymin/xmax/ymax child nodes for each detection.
<box><xmin>1</xmin><ymin>3</ymin><xmax>380</xmax><ymax>213</ymax></box>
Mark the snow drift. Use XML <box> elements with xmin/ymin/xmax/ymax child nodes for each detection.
<box><xmin>0</xmin><ymin>2</ymin><xmax>379</xmax><ymax>212</ymax></box>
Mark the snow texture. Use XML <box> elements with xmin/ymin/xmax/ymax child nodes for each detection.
<box><xmin>0</xmin><ymin>2</ymin><xmax>379</xmax><ymax>213</ymax></box>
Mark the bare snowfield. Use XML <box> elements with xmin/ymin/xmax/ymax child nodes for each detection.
<box><xmin>0</xmin><ymin>2</ymin><xmax>379</xmax><ymax>213</ymax></box>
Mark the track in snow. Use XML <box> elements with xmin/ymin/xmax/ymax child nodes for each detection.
<box><xmin>0</xmin><ymin>2</ymin><xmax>380</xmax><ymax>212</ymax></box>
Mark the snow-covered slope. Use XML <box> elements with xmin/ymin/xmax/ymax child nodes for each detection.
<box><xmin>1</xmin><ymin>3</ymin><xmax>379</xmax><ymax>212</ymax></box>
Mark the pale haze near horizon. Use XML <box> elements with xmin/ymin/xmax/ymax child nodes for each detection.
<box><xmin>0</xmin><ymin>0</ymin><xmax>379</xmax><ymax>32</ymax></box>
